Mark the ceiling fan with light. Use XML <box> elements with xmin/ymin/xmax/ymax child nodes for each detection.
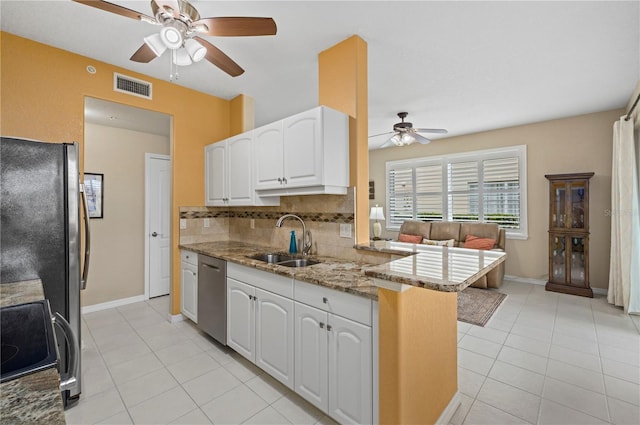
<box><xmin>370</xmin><ymin>112</ymin><xmax>448</xmax><ymax>148</ymax></box>
<box><xmin>72</xmin><ymin>0</ymin><xmax>277</xmax><ymax>77</ymax></box>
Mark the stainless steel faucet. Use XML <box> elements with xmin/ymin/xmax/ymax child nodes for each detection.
<box><xmin>275</xmin><ymin>214</ymin><xmax>312</xmax><ymax>255</ymax></box>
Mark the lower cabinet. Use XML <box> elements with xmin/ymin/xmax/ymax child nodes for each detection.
<box><xmin>227</xmin><ymin>277</ymin><xmax>295</xmax><ymax>389</ymax></box>
<box><xmin>225</xmin><ymin>263</ymin><xmax>373</xmax><ymax>424</ymax></box>
<box><xmin>180</xmin><ymin>250</ymin><xmax>198</xmax><ymax>322</ymax></box>
<box><xmin>294</xmin><ymin>302</ymin><xmax>373</xmax><ymax>425</ymax></box>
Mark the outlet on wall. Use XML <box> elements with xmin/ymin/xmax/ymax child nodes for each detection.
<box><xmin>203</xmin><ymin>218</ymin><xmax>210</xmax><ymax>228</ymax></box>
<box><xmin>250</xmin><ymin>219</ymin><xmax>255</xmax><ymax>229</ymax></box>
<box><xmin>339</xmin><ymin>223</ymin><xmax>352</xmax><ymax>238</ymax></box>
<box><xmin>179</xmin><ymin>219</ymin><xmax>187</xmax><ymax>230</ymax></box>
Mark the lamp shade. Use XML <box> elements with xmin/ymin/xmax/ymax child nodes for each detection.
<box><xmin>143</xmin><ymin>33</ymin><xmax>167</xmax><ymax>57</ymax></box>
<box><xmin>369</xmin><ymin>206</ymin><xmax>385</xmax><ymax>220</ymax></box>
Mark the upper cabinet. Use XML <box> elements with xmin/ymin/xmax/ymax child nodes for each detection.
<box><xmin>254</xmin><ymin>106</ymin><xmax>349</xmax><ymax>196</ymax></box>
<box><xmin>205</xmin><ymin>133</ymin><xmax>279</xmax><ymax>207</ymax></box>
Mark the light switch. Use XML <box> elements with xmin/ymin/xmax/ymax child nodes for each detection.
<box><xmin>250</xmin><ymin>219</ymin><xmax>255</xmax><ymax>229</ymax></box>
<box><xmin>340</xmin><ymin>223</ymin><xmax>352</xmax><ymax>238</ymax></box>
<box><xmin>204</xmin><ymin>218</ymin><xmax>210</xmax><ymax>228</ymax></box>
<box><xmin>179</xmin><ymin>219</ymin><xmax>186</xmax><ymax>229</ymax></box>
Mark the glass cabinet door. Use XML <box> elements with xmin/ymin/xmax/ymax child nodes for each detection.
<box><xmin>551</xmin><ymin>183</ymin><xmax>566</xmax><ymax>228</ymax></box>
<box><xmin>570</xmin><ymin>182</ymin><xmax>586</xmax><ymax>229</ymax></box>
<box><xmin>551</xmin><ymin>235</ymin><xmax>566</xmax><ymax>282</ymax></box>
<box><xmin>569</xmin><ymin>237</ymin><xmax>586</xmax><ymax>284</ymax></box>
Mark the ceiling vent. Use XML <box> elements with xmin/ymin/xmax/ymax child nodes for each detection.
<box><xmin>113</xmin><ymin>73</ymin><xmax>152</xmax><ymax>99</ymax></box>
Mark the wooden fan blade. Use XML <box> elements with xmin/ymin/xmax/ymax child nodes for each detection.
<box><xmin>130</xmin><ymin>43</ymin><xmax>158</xmax><ymax>63</ymax></box>
<box><xmin>152</xmin><ymin>0</ymin><xmax>181</xmax><ymax>19</ymax></box>
<box><xmin>414</xmin><ymin>128</ymin><xmax>448</xmax><ymax>134</ymax></box>
<box><xmin>193</xmin><ymin>17</ymin><xmax>277</xmax><ymax>36</ymax></box>
<box><xmin>412</xmin><ymin>133</ymin><xmax>432</xmax><ymax>144</ymax></box>
<box><xmin>368</xmin><ymin>131</ymin><xmax>395</xmax><ymax>138</ymax></box>
<box><xmin>72</xmin><ymin>0</ymin><xmax>154</xmax><ymax>21</ymax></box>
<box><xmin>194</xmin><ymin>37</ymin><xmax>244</xmax><ymax>77</ymax></box>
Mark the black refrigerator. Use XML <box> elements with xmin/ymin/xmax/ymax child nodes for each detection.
<box><xmin>1</xmin><ymin>136</ymin><xmax>90</xmax><ymax>407</ymax></box>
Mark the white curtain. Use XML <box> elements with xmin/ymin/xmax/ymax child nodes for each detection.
<box><xmin>608</xmin><ymin>116</ymin><xmax>640</xmax><ymax>314</ymax></box>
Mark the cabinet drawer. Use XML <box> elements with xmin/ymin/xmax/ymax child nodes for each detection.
<box><xmin>294</xmin><ymin>280</ymin><xmax>372</xmax><ymax>326</ymax></box>
<box><xmin>181</xmin><ymin>250</ymin><xmax>198</xmax><ymax>266</ymax></box>
<box><xmin>228</xmin><ymin>262</ymin><xmax>294</xmax><ymax>299</ymax></box>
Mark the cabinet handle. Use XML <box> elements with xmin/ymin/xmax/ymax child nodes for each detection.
<box><xmin>283</xmin><ymin>177</ymin><xmax>287</xmax><ymax>184</ymax></box>
<box><xmin>319</xmin><ymin>322</ymin><xmax>325</xmax><ymax>329</ymax></box>
<box><xmin>322</xmin><ymin>297</ymin><xmax>328</xmax><ymax>304</ymax></box>
<box><xmin>277</xmin><ymin>177</ymin><xmax>282</xmax><ymax>183</ymax></box>
<box><xmin>326</xmin><ymin>324</ymin><xmax>332</xmax><ymax>331</ymax></box>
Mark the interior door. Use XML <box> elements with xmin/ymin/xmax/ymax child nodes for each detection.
<box><xmin>148</xmin><ymin>155</ymin><xmax>171</xmax><ymax>298</ymax></box>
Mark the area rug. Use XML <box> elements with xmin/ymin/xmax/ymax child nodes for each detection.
<box><xmin>457</xmin><ymin>287</ymin><xmax>507</xmax><ymax>327</ymax></box>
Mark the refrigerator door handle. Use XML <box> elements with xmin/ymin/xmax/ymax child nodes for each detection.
<box><xmin>53</xmin><ymin>312</ymin><xmax>79</xmax><ymax>392</ymax></box>
<box><xmin>80</xmin><ymin>183</ymin><xmax>91</xmax><ymax>290</ymax></box>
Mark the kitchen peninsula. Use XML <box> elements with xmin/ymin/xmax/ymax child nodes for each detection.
<box><xmin>181</xmin><ymin>240</ymin><xmax>506</xmax><ymax>424</ymax></box>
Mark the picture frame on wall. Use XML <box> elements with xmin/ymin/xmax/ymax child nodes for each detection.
<box><xmin>84</xmin><ymin>173</ymin><xmax>104</xmax><ymax>219</ymax></box>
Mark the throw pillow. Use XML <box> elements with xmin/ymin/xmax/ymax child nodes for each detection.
<box><xmin>422</xmin><ymin>238</ymin><xmax>455</xmax><ymax>247</ymax></box>
<box><xmin>398</xmin><ymin>233</ymin><xmax>423</xmax><ymax>244</ymax></box>
<box><xmin>464</xmin><ymin>235</ymin><xmax>496</xmax><ymax>250</ymax></box>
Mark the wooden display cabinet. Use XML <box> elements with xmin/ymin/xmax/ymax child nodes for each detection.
<box><xmin>545</xmin><ymin>172</ymin><xmax>594</xmax><ymax>297</ymax></box>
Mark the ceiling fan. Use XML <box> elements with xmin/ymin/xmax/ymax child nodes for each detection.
<box><xmin>72</xmin><ymin>0</ymin><xmax>277</xmax><ymax>77</ymax></box>
<box><xmin>370</xmin><ymin>112</ymin><xmax>448</xmax><ymax>148</ymax></box>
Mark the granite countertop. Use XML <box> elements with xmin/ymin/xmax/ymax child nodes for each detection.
<box><xmin>0</xmin><ymin>279</ymin><xmax>66</xmax><ymax>425</ymax></box>
<box><xmin>179</xmin><ymin>241</ymin><xmax>380</xmax><ymax>300</ymax></box>
<box><xmin>358</xmin><ymin>241</ymin><xmax>507</xmax><ymax>292</ymax></box>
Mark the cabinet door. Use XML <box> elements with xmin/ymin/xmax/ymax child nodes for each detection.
<box><xmin>227</xmin><ymin>134</ymin><xmax>254</xmax><ymax>205</ymax></box>
<box><xmin>254</xmin><ymin>121</ymin><xmax>284</xmax><ymax>190</ymax></box>
<box><xmin>255</xmin><ymin>289</ymin><xmax>294</xmax><ymax>389</ymax></box>
<box><xmin>283</xmin><ymin>108</ymin><xmax>323</xmax><ymax>188</ymax></box>
<box><xmin>294</xmin><ymin>302</ymin><xmax>328</xmax><ymax>412</ymax></box>
<box><xmin>204</xmin><ymin>142</ymin><xmax>227</xmax><ymax>206</ymax></box>
<box><xmin>181</xmin><ymin>262</ymin><xmax>198</xmax><ymax>322</ymax></box>
<box><xmin>328</xmin><ymin>314</ymin><xmax>372</xmax><ymax>425</ymax></box>
<box><xmin>227</xmin><ymin>278</ymin><xmax>255</xmax><ymax>362</ymax></box>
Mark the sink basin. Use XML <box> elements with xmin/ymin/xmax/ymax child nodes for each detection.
<box><xmin>248</xmin><ymin>253</ymin><xmax>320</xmax><ymax>267</ymax></box>
<box><xmin>1</xmin><ymin>300</ymin><xmax>58</xmax><ymax>383</ymax></box>
<box><xmin>248</xmin><ymin>253</ymin><xmax>296</xmax><ymax>264</ymax></box>
<box><xmin>276</xmin><ymin>259</ymin><xmax>321</xmax><ymax>268</ymax></box>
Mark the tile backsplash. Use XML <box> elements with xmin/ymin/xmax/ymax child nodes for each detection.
<box><xmin>180</xmin><ymin>188</ymin><xmax>369</xmax><ymax>260</ymax></box>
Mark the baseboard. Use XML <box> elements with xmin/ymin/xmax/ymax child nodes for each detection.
<box><xmin>504</xmin><ymin>275</ymin><xmax>607</xmax><ymax>295</ymax></box>
<box><xmin>168</xmin><ymin>313</ymin><xmax>185</xmax><ymax>323</ymax></box>
<box><xmin>81</xmin><ymin>295</ymin><xmax>146</xmax><ymax>314</ymax></box>
<box><xmin>436</xmin><ymin>391</ymin><xmax>461</xmax><ymax>425</ymax></box>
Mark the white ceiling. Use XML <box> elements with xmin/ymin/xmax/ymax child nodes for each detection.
<box><xmin>2</xmin><ymin>1</ymin><xmax>639</xmax><ymax>149</ymax></box>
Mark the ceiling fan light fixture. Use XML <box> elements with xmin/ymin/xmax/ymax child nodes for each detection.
<box><xmin>401</xmin><ymin>133</ymin><xmax>415</xmax><ymax>145</ymax></box>
<box><xmin>173</xmin><ymin>48</ymin><xmax>193</xmax><ymax>66</ymax></box>
<box><xmin>389</xmin><ymin>134</ymin><xmax>402</xmax><ymax>146</ymax></box>
<box><xmin>185</xmin><ymin>38</ymin><xmax>206</xmax><ymax>62</ymax></box>
<box><xmin>160</xmin><ymin>26</ymin><xmax>183</xmax><ymax>49</ymax></box>
<box><xmin>143</xmin><ymin>33</ymin><xmax>167</xmax><ymax>57</ymax></box>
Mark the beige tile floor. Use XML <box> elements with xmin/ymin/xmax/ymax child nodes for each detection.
<box><xmin>65</xmin><ymin>280</ymin><xmax>640</xmax><ymax>424</ymax></box>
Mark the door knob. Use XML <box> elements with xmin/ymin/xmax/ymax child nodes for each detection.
<box><xmin>151</xmin><ymin>232</ymin><xmax>158</xmax><ymax>237</ymax></box>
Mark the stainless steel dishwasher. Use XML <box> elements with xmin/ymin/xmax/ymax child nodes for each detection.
<box><xmin>197</xmin><ymin>255</ymin><xmax>227</xmax><ymax>345</ymax></box>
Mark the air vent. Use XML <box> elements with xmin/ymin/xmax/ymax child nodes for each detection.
<box><xmin>113</xmin><ymin>73</ymin><xmax>152</xmax><ymax>99</ymax></box>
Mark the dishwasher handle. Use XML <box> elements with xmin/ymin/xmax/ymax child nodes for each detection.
<box><xmin>202</xmin><ymin>263</ymin><xmax>221</xmax><ymax>272</ymax></box>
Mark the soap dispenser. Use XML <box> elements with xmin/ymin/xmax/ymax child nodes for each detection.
<box><xmin>289</xmin><ymin>230</ymin><xmax>298</xmax><ymax>254</ymax></box>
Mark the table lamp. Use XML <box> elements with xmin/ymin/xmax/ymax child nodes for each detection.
<box><xmin>369</xmin><ymin>205</ymin><xmax>385</xmax><ymax>239</ymax></box>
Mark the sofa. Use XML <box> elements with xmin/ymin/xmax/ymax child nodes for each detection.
<box><xmin>398</xmin><ymin>220</ymin><xmax>506</xmax><ymax>289</ymax></box>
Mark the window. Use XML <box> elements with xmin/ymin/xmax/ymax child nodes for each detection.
<box><xmin>386</xmin><ymin>146</ymin><xmax>527</xmax><ymax>239</ymax></box>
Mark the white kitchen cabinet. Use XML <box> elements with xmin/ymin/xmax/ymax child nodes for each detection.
<box><xmin>254</xmin><ymin>106</ymin><xmax>349</xmax><ymax>196</ymax></box>
<box><xmin>205</xmin><ymin>134</ymin><xmax>279</xmax><ymax>206</ymax></box>
<box><xmin>294</xmin><ymin>301</ymin><xmax>373</xmax><ymax>425</ymax></box>
<box><xmin>255</xmin><ymin>288</ymin><xmax>294</xmax><ymax>389</ymax></box>
<box><xmin>226</xmin><ymin>267</ymin><xmax>295</xmax><ymax>390</ymax></box>
<box><xmin>180</xmin><ymin>250</ymin><xmax>198</xmax><ymax>322</ymax></box>
<box><xmin>226</xmin><ymin>278</ymin><xmax>254</xmax><ymax>360</ymax></box>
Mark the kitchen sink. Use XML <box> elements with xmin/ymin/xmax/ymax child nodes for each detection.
<box><xmin>248</xmin><ymin>253</ymin><xmax>296</xmax><ymax>264</ymax></box>
<box><xmin>1</xmin><ymin>300</ymin><xmax>58</xmax><ymax>383</ymax></box>
<box><xmin>248</xmin><ymin>253</ymin><xmax>320</xmax><ymax>267</ymax></box>
<box><xmin>277</xmin><ymin>259</ymin><xmax>320</xmax><ymax>268</ymax></box>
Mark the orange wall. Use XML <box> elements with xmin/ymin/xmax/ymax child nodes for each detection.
<box><xmin>1</xmin><ymin>32</ymin><xmax>232</xmax><ymax>314</ymax></box>
<box><xmin>318</xmin><ymin>35</ymin><xmax>369</xmax><ymax>244</ymax></box>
